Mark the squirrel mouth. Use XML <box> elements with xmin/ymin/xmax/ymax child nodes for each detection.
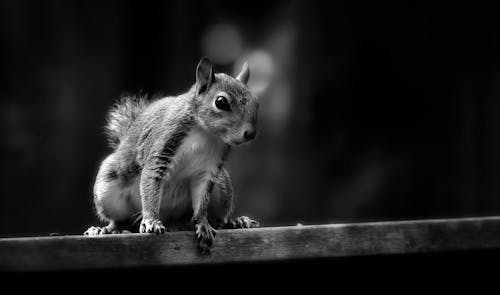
<box><xmin>230</xmin><ymin>140</ymin><xmax>244</xmax><ymax>146</ymax></box>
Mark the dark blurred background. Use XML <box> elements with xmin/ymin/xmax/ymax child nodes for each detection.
<box><xmin>1</xmin><ymin>1</ymin><xmax>500</xmax><ymax>237</ymax></box>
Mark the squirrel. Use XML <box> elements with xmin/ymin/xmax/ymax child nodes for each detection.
<box><xmin>84</xmin><ymin>57</ymin><xmax>259</xmax><ymax>253</ymax></box>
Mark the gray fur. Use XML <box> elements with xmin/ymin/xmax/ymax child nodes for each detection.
<box><xmin>105</xmin><ymin>94</ymin><xmax>151</xmax><ymax>149</ymax></box>
<box><xmin>85</xmin><ymin>58</ymin><xmax>260</xmax><ymax>253</ymax></box>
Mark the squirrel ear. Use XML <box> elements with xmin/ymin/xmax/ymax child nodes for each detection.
<box><xmin>236</xmin><ymin>62</ymin><xmax>250</xmax><ymax>85</ymax></box>
<box><xmin>196</xmin><ymin>57</ymin><xmax>215</xmax><ymax>95</ymax></box>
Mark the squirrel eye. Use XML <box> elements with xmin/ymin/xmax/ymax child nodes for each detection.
<box><xmin>215</xmin><ymin>96</ymin><xmax>231</xmax><ymax>111</ymax></box>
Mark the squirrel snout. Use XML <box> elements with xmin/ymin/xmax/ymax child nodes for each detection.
<box><xmin>243</xmin><ymin>127</ymin><xmax>256</xmax><ymax>141</ymax></box>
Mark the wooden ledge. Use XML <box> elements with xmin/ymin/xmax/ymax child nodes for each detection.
<box><xmin>1</xmin><ymin>216</ymin><xmax>500</xmax><ymax>272</ymax></box>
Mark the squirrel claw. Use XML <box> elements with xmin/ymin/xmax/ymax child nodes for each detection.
<box><xmin>230</xmin><ymin>216</ymin><xmax>259</xmax><ymax>229</ymax></box>
<box><xmin>84</xmin><ymin>225</ymin><xmax>124</xmax><ymax>236</ymax></box>
<box><xmin>195</xmin><ymin>222</ymin><xmax>216</xmax><ymax>254</ymax></box>
<box><xmin>140</xmin><ymin>219</ymin><xmax>166</xmax><ymax>234</ymax></box>
<box><xmin>84</xmin><ymin>226</ymin><xmax>103</xmax><ymax>236</ymax></box>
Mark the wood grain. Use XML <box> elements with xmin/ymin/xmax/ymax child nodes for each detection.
<box><xmin>1</xmin><ymin>216</ymin><xmax>500</xmax><ymax>271</ymax></box>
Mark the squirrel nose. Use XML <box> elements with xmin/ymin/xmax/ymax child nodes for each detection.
<box><xmin>243</xmin><ymin>127</ymin><xmax>256</xmax><ymax>141</ymax></box>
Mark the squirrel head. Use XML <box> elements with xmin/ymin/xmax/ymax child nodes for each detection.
<box><xmin>192</xmin><ymin>57</ymin><xmax>259</xmax><ymax>146</ymax></box>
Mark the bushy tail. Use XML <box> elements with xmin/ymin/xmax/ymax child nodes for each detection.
<box><xmin>105</xmin><ymin>94</ymin><xmax>149</xmax><ymax>149</ymax></box>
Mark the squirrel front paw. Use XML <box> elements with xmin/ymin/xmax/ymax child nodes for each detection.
<box><xmin>195</xmin><ymin>221</ymin><xmax>217</xmax><ymax>254</ymax></box>
<box><xmin>139</xmin><ymin>219</ymin><xmax>166</xmax><ymax>234</ymax></box>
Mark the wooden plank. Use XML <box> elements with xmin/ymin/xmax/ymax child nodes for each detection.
<box><xmin>1</xmin><ymin>216</ymin><xmax>500</xmax><ymax>272</ymax></box>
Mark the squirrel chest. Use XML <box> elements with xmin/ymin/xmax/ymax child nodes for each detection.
<box><xmin>168</xmin><ymin>126</ymin><xmax>225</xmax><ymax>180</ymax></box>
<box><xmin>155</xmin><ymin>126</ymin><xmax>226</xmax><ymax>217</ymax></box>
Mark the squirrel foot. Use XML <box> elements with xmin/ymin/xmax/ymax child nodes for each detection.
<box><xmin>84</xmin><ymin>226</ymin><xmax>124</xmax><ymax>235</ymax></box>
<box><xmin>195</xmin><ymin>221</ymin><xmax>216</xmax><ymax>254</ymax></box>
<box><xmin>139</xmin><ymin>219</ymin><xmax>166</xmax><ymax>234</ymax></box>
<box><xmin>84</xmin><ymin>226</ymin><xmax>104</xmax><ymax>236</ymax></box>
<box><xmin>84</xmin><ymin>222</ymin><xmax>128</xmax><ymax>236</ymax></box>
<box><xmin>226</xmin><ymin>216</ymin><xmax>259</xmax><ymax>229</ymax></box>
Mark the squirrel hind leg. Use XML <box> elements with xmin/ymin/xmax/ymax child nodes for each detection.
<box><xmin>93</xmin><ymin>152</ymin><xmax>141</xmax><ymax>222</ymax></box>
<box><xmin>87</xmin><ymin>170</ymin><xmax>140</xmax><ymax>235</ymax></box>
<box><xmin>93</xmin><ymin>161</ymin><xmax>140</xmax><ymax>224</ymax></box>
